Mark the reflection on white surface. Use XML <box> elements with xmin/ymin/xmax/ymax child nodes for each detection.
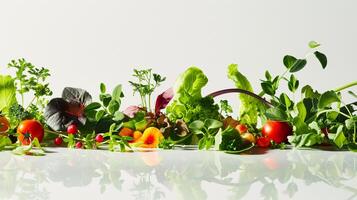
<box><xmin>0</xmin><ymin>148</ymin><xmax>357</xmax><ymax>200</ymax></box>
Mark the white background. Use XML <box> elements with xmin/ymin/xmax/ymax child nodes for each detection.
<box><xmin>0</xmin><ymin>0</ymin><xmax>356</xmax><ymax>110</ymax></box>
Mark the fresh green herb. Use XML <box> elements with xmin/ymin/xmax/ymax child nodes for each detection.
<box><xmin>84</xmin><ymin>83</ymin><xmax>125</xmax><ymax>133</ymax></box>
<box><xmin>129</xmin><ymin>69</ymin><xmax>166</xmax><ymax>112</ymax></box>
<box><xmin>7</xmin><ymin>58</ymin><xmax>52</xmax><ymax>109</ymax></box>
<box><xmin>189</xmin><ymin>119</ymin><xmax>223</xmax><ymax>150</ymax></box>
<box><xmin>219</xmin><ymin>100</ymin><xmax>233</xmax><ymax>117</ymax></box>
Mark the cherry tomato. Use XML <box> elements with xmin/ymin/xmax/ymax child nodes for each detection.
<box><xmin>0</xmin><ymin>115</ymin><xmax>10</xmax><ymax>133</ymax></box>
<box><xmin>17</xmin><ymin>119</ymin><xmax>44</xmax><ymax>145</ymax></box>
<box><xmin>75</xmin><ymin>141</ymin><xmax>83</xmax><ymax>149</ymax></box>
<box><xmin>67</xmin><ymin>124</ymin><xmax>78</xmax><ymax>134</ymax></box>
<box><xmin>262</xmin><ymin>120</ymin><xmax>292</xmax><ymax>144</ymax></box>
<box><xmin>256</xmin><ymin>137</ymin><xmax>271</xmax><ymax>148</ymax></box>
<box><xmin>54</xmin><ymin>137</ymin><xmax>63</xmax><ymax>146</ymax></box>
<box><xmin>95</xmin><ymin>134</ymin><xmax>104</xmax><ymax>143</ymax></box>
<box><xmin>235</xmin><ymin>124</ymin><xmax>248</xmax><ymax>134</ymax></box>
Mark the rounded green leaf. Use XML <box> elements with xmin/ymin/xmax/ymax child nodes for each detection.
<box><xmin>283</xmin><ymin>55</ymin><xmax>297</xmax><ymax>69</ymax></box>
<box><xmin>289</xmin><ymin>59</ymin><xmax>307</xmax><ymax>73</ymax></box>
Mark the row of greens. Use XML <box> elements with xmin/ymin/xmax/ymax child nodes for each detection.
<box><xmin>0</xmin><ymin>41</ymin><xmax>356</xmax><ymax>155</ymax></box>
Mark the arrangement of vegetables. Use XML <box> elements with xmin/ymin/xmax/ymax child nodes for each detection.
<box><xmin>0</xmin><ymin>41</ymin><xmax>356</xmax><ymax>156</ymax></box>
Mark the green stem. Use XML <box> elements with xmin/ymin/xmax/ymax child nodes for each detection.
<box><xmin>316</xmin><ymin>109</ymin><xmax>350</xmax><ymax>119</ymax></box>
<box><xmin>334</xmin><ymin>81</ymin><xmax>357</xmax><ymax>92</ymax></box>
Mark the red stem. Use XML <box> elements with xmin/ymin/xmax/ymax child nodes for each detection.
<box><xmin>207</xmin><ymin>88</ymin><xmax>273</xmax><ymax>107</ymax></box>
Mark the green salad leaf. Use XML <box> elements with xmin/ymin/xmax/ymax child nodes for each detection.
<box><xmin>166</xmin><ymin>67</ymin><xmax>220</xmax><ymax>124</ymax></box>
<box><xmin>0</xmin><ymin>75</ymin><xmax>17</xmax><ymax>113</ymax></box>
<box><xmin>227</xmin><ymin>64</ymin><xmax>266</xmax><ymax>125</ymax></box>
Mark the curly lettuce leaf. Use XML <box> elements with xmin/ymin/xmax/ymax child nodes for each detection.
<box><xmin>0</xmin><ymin>75</ymin><xmax>17</xmax><ymax>113</ymax></box>
<box><xmin>227</xmin><ymin>64</ymin><xmax>266</xmax><ymax>125</ymax></box>
<box><xmin>166</xmin><ymin>67</ymin><xmax>220</xmax><ymax>125</ymax></box>
<box><xmin>173</xmin><ymin>66</ymin><xmax>208</xmax><ymax>104</ymax></box>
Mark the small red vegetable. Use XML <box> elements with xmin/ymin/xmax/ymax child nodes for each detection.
<box><xmin>54</xmin><ymin>137</ymin><xmax>63</xmax><ymax>146</ymax></box>
<box><xmin>95</xmin><ymin>134</ymin><xmax>104</xmax><ymax>143</ymax></box>
<box><xmin>262</xmin><ymin>120</ymin><xmax>292</xmax><ymax>144</ymax></box>
<box><xmin>256</xmin><ymin>137</ymin><xmax>271</xmax><ymax>148</ymax></box>
<box><xmin>17</xmin><ymin>119</ymin><xmax>44</xmax><ymax>145</ymax></box>
<box><xmin>67</xmin><ymin>124</ymin><xmax>78</xmax><ymax>134</ymax></box>
<box><xmin>75</xmin><ymin>141</ymin><xmax>83</xmax><ymax>149</ymax></box>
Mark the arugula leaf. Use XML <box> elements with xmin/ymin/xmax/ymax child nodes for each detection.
<box><xmin>0</xmin><ymin>75</ymin><xmax>17</xmax><ymax>113</ymax></box>
<box><xmin>0</xmin><ymin>136</ymin><xmax>12</xmax><ymax>151</ymax></box>
<box><xmin>318</xmin><ymin>91</ymin><xmax>340</xmax><ymax>109</ymax></box>
<box><xmin>228</xmin><ymin>64</ymin><xmax>266</xmax><ymax>125</ymax></box>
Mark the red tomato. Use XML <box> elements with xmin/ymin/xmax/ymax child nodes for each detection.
<box><xmin>256</xmin><ymin>137</ymin><xmax>271</xmax><ymax>148</ymax></box>
<box><xmin>0</xmin><ymin>116</ymin><xmax>10</xmax><ymax>133</ymax></box>
<box><xmin>17</xmin><ymin>120</ymin><xmax>44</xmax><ymax>145</ymax></box>
<box><xmin>262</xmin><ymin>120</ymin><xmax>292</xmax><ymax>144</ymax></box>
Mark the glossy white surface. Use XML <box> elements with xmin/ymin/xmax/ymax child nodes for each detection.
<box><xmin>1</xmin><ymin>148</ymin><xmax>357</xmax><ymax>200</ymax></box>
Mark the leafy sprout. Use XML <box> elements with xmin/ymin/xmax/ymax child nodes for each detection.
<box><xmin>129</xmin><ymin>68</ymin><xmax>166</xmax><ymax>112</ymax></box>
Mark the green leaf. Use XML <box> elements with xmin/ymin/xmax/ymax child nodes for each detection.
<box><xmin>189</xmin><ymin>120</ymin><xmax>205</xmax><ymax>131</ymax></box>
<box><xmin>228</xmin><ymin>64</ymin><xmax>267</xmax><ymax>125</ymax></box>
<box><xmin>108</xmin><ymin>100</ymin><xmax>120</xmax><ymax>115</ymax></box>
<box><xmin>173</xmin><ymin>67</ymin><xmax>208</xmax><ymax>103</ymax></box>
<box><xmin>261</xmin><ymin>82</ymin><xmax>276</xmax><ymax>96</ymax></box>
<box><xmin>265</xmin><ymin>70</ymin><xmax>272</xmax><ymax>81</ymax></box>
<box><xmin>288</xmin><ymin>132</ymin><xmax>323</xmax><ymax>147</ymax></box>
<box><xmin>283</xmin><ymin>55</ymin><xmax>297</xmax><ymax>69</ymax></box>
<box><xmin>135</xmin><ymin>119</ymin><xmax>147</xmax><ymax>131</ymax></box>
<box><xmin>0</xmin><ymin>136</ymin><xmax>12</xmax><ymax>150</ymax></box>
<box><xmin>288</xmin><ymin>74</ymin><xmax>299</xmax><ymax>93</ymax></box>
<box><xmin>112</xmin><ymin>84</ymin><xmax>123</xmax><ymax>102</ymax></box>
<box><xmin>308</xmin><ymin>41</ymin><xmax>320</xmax><ymax>49</ymax></box>
<box><xmin>95</xmin><ymin>110</ymin><xmax>105</xmax><ymax>121</ymax></box>
<box><xmin>0</xmin><ymin>75</ymin><xmax>17</xmax><ymax>112</ymax></box>
<box><xmin>100</xmin><ymin>83</ymin><xmax>106</xmax><ymax>93</ymax></box>
<box><xmin>333</xmin><ymin>125</ymin><xmax>346</xmax><ymax>148</ymax></box>
<box><xmin>198</xmin><ymin>137</ymin><xmax>206</xmax><ymax>150</ymax></box>
<box><xmin>345</xmin><ymin>118</ymin><xmax>355</xmax><ymax>130</ymax></box>
<box><xmin>279</xmin><ymin>93</ymin><xmax>292</xmax><ymax>109</ymax></box>
<box><xmin>289</xmin><ymin>59</ymin><xmax>307</xmax><ymax>73</ymax></box>
<box><xmin>85</xmin><ymin>102</ymin><xmax>101</xmax><ymax>111</ymax></box>
<box><xmin>318</xmin><ymin>91</ymin><xmax>340</xmax><ymax>109</ymax></box>
<box><xmin>113</xmin><ymin>111</ymin><xmax>125</xmax><ymax>121</ymax></box>
<box><xmin>204</xmin><ymin>119</ymin><xmax>223</xmax><ymax>130</ymax></box>
<box><xmin>265</xmin><ymin>107</ymin><xmax>288</xmax><ymax>121</ymax></box>
<box><xmin>296</xmin><ymin>101</ymin><xmax>307</xmax><ymax>121</ymax></box>
<box><xmin>314</xmin><ymin>51</ymin><xmax>327</xmax><ymax>69</ymax></box>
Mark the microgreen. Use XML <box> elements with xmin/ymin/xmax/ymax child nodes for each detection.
<box><xmin>129</xmin><ymin>69</ymin><xmax>166</xmax><ymax>112</ymax></box>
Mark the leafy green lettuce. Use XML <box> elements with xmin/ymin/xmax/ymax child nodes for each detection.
<box><xmin>0</xmin><ymin>75</ymin><xmax>17</xmax><ymax>113</ymax></box>
<box><xmin>227</xmin><ymin>64</ymin><xmax>266</xmax><ymax>125</ymax></box>
<box><xmin>166</xmin><ymin>67</ymin><xmax>219</xmax><ymax>124</ymax></box>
